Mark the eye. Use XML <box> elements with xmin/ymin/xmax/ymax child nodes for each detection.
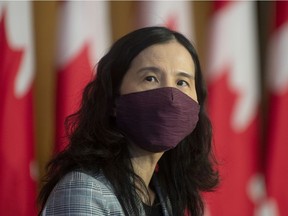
<box><xmin>177</xmin><ymin>80</ymin><xmax>190</xmax><ymax>87</ymax></box>
<box><xmin>145</xmin><ymin>76</ymin><xmax>158</xmax><ymax>83</ymax></box>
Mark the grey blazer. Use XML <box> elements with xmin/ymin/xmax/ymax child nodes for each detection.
<box><xmin>42</xmin><ymin>170</ymin><xmax>173</xmax><ymax>216</ymax></box>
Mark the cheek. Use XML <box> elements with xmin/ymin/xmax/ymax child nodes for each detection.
<box><xmin>119</xmin><ymin>75</ymin><xmax>142</xmax><ymax>95</ymax></box>
<box><xmin>187</xmin><ymin>87</ymin><xmax>198</xmax><ymax>103</ymax></box>
<box><xmin>120</xmin><ymin>80</ymin><xmax>133</xmax><ymax>95</ymax></box>
<box><xmin>192</xmin><ymin>91</ymin><xmax>198</xmax><ymax>103</ymax></box>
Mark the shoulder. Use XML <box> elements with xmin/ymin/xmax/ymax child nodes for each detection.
<box><xmin>54</xmin><ymin>170</ymin><xmax>113</xmax><ymax>197</ymax></box>
<box><xmin>42</xmin><ymin>170</ymin><xmax>124</xmax><ymax>216</ymax></box>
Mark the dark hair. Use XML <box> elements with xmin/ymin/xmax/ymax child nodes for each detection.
<box><xmin>38</xmin><ymin>26</ymin><xmax>218</xmax><ymax>216</ymax></box>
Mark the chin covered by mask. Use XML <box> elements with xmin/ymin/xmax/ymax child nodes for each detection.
<box><xmin>116</xmin><ymin>87</ymin><xmax>200</xmax><ymax>152</ymax></box>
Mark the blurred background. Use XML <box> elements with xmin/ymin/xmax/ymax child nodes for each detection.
<box><xmin>1</xmin><ymin>1</ymin><xmax>287</xmax><ymax>216</ymax></box>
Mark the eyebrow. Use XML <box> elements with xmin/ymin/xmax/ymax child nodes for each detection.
<box><xmin>176</xmin><ymin>71</ymin><xmax>195</xmax><ymax>80</ymax></box>
<box><xmin>137</xmin><ymin>66</ymin><xmax>162</xmax><ymax>75</ymax></box>
<box><xmin>137</xmin><ymin>66</ymin><xmax>195</xmax><ymax>79</ymax></box>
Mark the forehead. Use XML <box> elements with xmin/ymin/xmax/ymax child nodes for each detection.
<box><xmin>129</xmin><ymin>40</ymin><xmax>195</xmax><ymax>71</ymax></box>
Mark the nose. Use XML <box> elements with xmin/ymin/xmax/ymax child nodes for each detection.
<box><xmin>160</xmin><ymin>77</ymin><xmax>175</xmax><ymax>88</ymax></box>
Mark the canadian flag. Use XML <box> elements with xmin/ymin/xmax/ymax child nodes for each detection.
<box><xmin>56</xmin><ymin>1</ymin><xmax>111</xmax><ymax>151</ymax></box>
<box><xmin>265</xmin><ymin>2</ymin><xmax>288</xmax><ymax>216</ymax></box>
<box><xmin>0</xmin><ymin>2</ymin><xmax>36</xmax><ymax>216</ymax></box>
<box><xmin>205</xmin><ymin>1</ymin><xmax>261</xmax><ymax>216</ymax></box>
<box><xmin>137</xmin><ymin>1</ymin><xmax>194</xmax><ymax>40</ymax></box>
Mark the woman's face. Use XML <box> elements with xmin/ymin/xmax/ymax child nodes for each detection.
<box><xmin>120</xmin><ymin>40</ymin><xmax>198</xmax><ymax>102</ymax></box>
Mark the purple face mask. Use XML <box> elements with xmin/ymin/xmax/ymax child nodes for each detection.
<box><xmin>115</xmin><ymin>87</ymin><xmax>200</xmax><ymax>152</ymax></box>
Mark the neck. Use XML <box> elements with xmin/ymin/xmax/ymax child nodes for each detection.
<box><xmin>128</xmin><ymin>143</ymin><xmax>164</xmax><ymax>204</ymax></box>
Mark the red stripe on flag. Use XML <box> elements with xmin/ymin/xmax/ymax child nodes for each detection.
<box><xmin>206</xmin><ymin>71</ymin><xmax>259</xmax><ymax>216</ymax></box>
<box><xmin>265</xmin><ymin>2</ymin><xmax>288</xmax><ymax>215</ymax></box>
<box><xmin>266</xmin><ymin>92</ymin><xmax>288</xmax><ymax>216</ymax></box>
<box><xmin>56</xmin><ymin>44</ymin><xmax>93</xmax><ymax>151</ymax></box>
<box><xmin>0</xmin><ymin>12</ymin><xmax>36</xmax><ymax>216</ymax></box>
<box><xmin>206</xmin><ymin>1</ymin><xmax>260</xmax><ymax>214</ymax></box>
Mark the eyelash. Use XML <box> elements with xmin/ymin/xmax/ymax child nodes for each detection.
<box><xmin>145</xmin><ymin>76</ymin><xmax>158</xmax><ymax>83</ymax></box>
<box><xmin>177</xmin><ymin>80</ymin><xmax>190</xmax><ymax>87</ymax></box>
<box><xmin>144</xmin><ymin>76</ymin><xmax>190</xmax><ymax>87</ymax></box>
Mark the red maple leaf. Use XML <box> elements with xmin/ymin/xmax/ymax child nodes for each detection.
<box><xmin>164</xmin><ymin>15</ymin><xmax>178</xmax><ymax>31</ymax></box>
<box><xmin>213</xmin><ymin>1</ymin><xmax>231</xmax><ymax>12</ymax></box>
<box><xmin>56</xmin><ymin>44</ymin><xmax>93</xmax><ymax>151</ymax></box>
<box><xmin>275</xmin><ymin>1</ymin><xmax>288</xmax><ymax>29</ymax></box>
<box><xmin>0</xmin><ymin>12</ymin><xmax>36</xmax><ymax>216</ymax></box>
<box><xmin>205</xmin><ymin>69</ymin><xmax>260</xmax><ymax>216</ymax></box>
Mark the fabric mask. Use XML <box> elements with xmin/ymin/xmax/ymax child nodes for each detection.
<box><xmin>115</xmin><ymin>87</ymin><xmax>200</xmax><ymax>152</ymax></box>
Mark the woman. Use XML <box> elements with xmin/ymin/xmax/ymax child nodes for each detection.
<box><xmin>38</xmin><ymin>26</ymin><xmax>219</xmax><ymax>216</ymax></box>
